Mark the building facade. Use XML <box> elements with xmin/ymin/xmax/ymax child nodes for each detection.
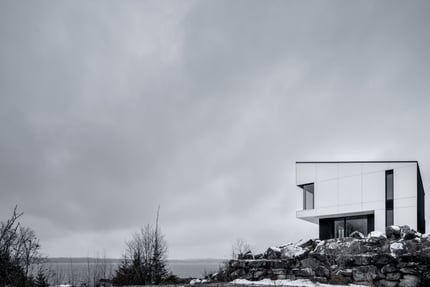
<box><xmin>296</xmin><ymin>161</ymin><xmax>425</xmax><ymax>239</ymax></box>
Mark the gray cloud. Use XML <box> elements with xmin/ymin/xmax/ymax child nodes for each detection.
<box><xmin>1</xmin><ymin>0</ymin><xmax>430</xmax><ymax>259</ymax></box>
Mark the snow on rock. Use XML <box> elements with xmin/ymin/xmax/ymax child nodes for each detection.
<box><xmin>386</xmin><ymin>225</ymin><xmax>402</xmax><ymax>240</ymax></box>
<box><xmin>367</xmin><ymin>231</ymin><xmax>387</xmax><ymax>244</ymax></box>
<box><xmin>269</xmin><ymin>246</ymin><xmax>281</xmax><ymax>253</ymax></box>
<box><xmin>231</xmin><ymin>278</ymin><xmax>367</xmax><ymax>287</ymax></box>
<box><xmin>190</xmin><ymin>279</ymin><xmax>202</xmax><ymax>285</ymax></box>
<box><xmin>391</xmin><ymin>225</ymin><xmax>401</xmax><ymax>231</ymax></box>
<box><xmin>390</xmin><ymin>241</ymin><xmax>406</xmax><ymax>257</ymax></box>
<box><xmin>280</xmin><ymin>244</ymin><xmax>306</xmax><ymax>258</ymax></box>
<box><xmin>368</xmin><ymin>231</ymin><xmax>385</xmax><ymax>238</ymax></box>
<box><xmin>349</xmin><ymin>231</ymin><xmax>365</xmax><ymax>239</ymax></box>
<box><xmin>390</xmin><ymin>242</ymin><xmax>404</xmax><ymax>251</ymax></box>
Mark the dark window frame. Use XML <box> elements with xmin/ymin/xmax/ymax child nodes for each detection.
<box><xmin>319</xmin><ymin>214</ymin><xmax>374</xmax><ymax>239</ymax></box>
<box><xmin>302</xmin><ymin>183</ymin><xmax>314</xmax><ymax>210</ymax></box>
<box><xmin>385</xmin><ymin>170</ymin><xmax>394</xmax><ymax>227</ymax></box>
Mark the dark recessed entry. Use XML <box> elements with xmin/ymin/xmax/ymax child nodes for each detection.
<box><xmin>319</xmin><ymin>214</ymin><xmax>374</xmax><ymax>240</ymax></box>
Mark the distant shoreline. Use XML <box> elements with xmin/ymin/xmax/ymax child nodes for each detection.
<box><xmin>41</xmin><ymin>257</ymin><xmax>226</xmax><ymax>279</ymax></box>
<box><xmin>46</xmin><ymin>257</ymin><xmax>227</xmax><ymax>264</ymax></box>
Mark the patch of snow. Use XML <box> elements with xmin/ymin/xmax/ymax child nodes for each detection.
<box><xmin>390</xmin><ymin>242</ymin><xmax>404</xmax><ymax>257</ymax></box>
<box><xmin>390</xmin><ymin>225</ymin><xmax>401</xmax><ymax>231</ymax></box>
<box><xmin>314</xmin><ymin>240</ymin><xmax>325</xmax><ymax>251</ymax></box>
<box><xmin>269</xmin><ymin>246</ymin><xmax>281</xmax><ymax>253</ymax></box>
<box><xmin>343</xmin><ymin>239</ymin><xmax>355</xmax><ymax>248</ymax></box>
<box><xmin>368</xmin><ymin>231</ymin><xmax>386</xmax><ymax>238</ymax></box>
<box><xmin>390</xmin><ymin>242</ymin><xmax>404</xmax><ymax>251</ymax></box>
<box><xmin>231</xmin><ymin>278</ymin><xmax>366</xmax><ymax>287</ymax></box>
<box><xmin>327</xmin><ymin>242</ymin><xmax>338</xmax><ymax>249</ymax></box>
<box><xmin>281</xmin><ymin>244</ymin><xmax>305</xmax><ymax>258</ymax></box>
<box><xmin>190</xmin><ymin>279</ymin><xmax>202</xmax><ymax>285</ymax></box>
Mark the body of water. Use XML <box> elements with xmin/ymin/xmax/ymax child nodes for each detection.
<box><xmin>41</xmin><ymin>258</ymin><xmax>225</xmax><ymax>285</ymax></box>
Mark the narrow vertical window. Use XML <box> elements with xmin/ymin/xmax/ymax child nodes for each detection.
<box><xmin>303</xmin><ymin>183</ymin><xmax>314</xmax><ymax>210</ymax></box>
<box><xmin>386</xmin><ymin>170</ymin><xmax>394</xmax><ymax>226</ymax></box>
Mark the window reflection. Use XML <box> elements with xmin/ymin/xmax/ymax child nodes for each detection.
<box><xmin>346</xmin><ymin>217</ymin><xmax>367</xmax><ymax>236</ymax></box>
<box><xmin>333</xmin><ymin>216</ymin><xmax>369</xmax><ymax>238</ymax></box>
<box><xmin>303</xmin><ymin>183</ymin><xmax>314</xmax><ymax>210</ymax></box>
<box><xmin>335</xmin><ymin>218</ymin><xmax>345</xmax><ymax>238</ymax></box>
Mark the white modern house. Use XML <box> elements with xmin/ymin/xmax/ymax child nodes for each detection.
<box><xmin>296</xmin><ymin>161</ymin><xmax>425</xmax><ymax>239</ymax></box>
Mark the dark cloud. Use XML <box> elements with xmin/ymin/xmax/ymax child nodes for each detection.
<box><xmin>1</xmin><ymin>0</ymin><xmax>430</xmax><ymax>258</ymax></box>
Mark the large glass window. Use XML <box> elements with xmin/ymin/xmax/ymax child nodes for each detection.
<box><xmin>333</xmin><ymin>216</ymin><xmax>370</xmax><ymax>238</ymax></box>
<box><xmin>334</xmin><ymin>218</ymin><xmax>345</xmax><ymax>238</ymax></box>
<box><xmin>346</xmin><ymin>217</ymin><xmax>368</xmax><ymax>236</ymax></box>
<box><xmin>303</xmin><ymin>183</ymin><xmax>314</xmax><ymax>210</ymax></box>
<box><xmin>320</xmin><ymin>215</ymin><xmax>374</xmax><ymax>239</ymax></box>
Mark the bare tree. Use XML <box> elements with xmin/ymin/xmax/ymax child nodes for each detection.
<box><xmin>231</xmin><ymin>238</ymin><xmax>252</xmax><ymax>259</ymax></box>
<box><xmin>113</xmin><ymin>206</ymin><xmax>168</xmax><ymax>285</ymax></box>
<box><xmin>151</xmin><ymin>206</ymin><xmax>168</xmax><ymax>284</ymax></box>
<box><xmin>0</xmin><ymin>206</ymin><xmax>42</xmax><ymax>287</ymax></box>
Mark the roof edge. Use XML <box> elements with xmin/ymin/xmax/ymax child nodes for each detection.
<box><xmin>296</xmin><ymin>161</ymin><xmax>419</xmax><ymax>164</ymax></box>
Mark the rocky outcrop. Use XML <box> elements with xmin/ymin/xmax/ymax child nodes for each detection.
<box><xmin>226</xmin><ymin>225</ymin><xmax>430</xmax><ymax>286</ymax></box>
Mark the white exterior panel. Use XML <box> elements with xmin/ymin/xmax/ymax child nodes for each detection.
<box><xmin>362</xmin><ymin>171</ymin><xmax>385</xmax><ymax>203</ymax></box>
<box><xmin>316</xmin><ymin>180</ymin><xmax>338</xmax><ymax>208</ymax></box>
<box><xmin>338</xmin><ymin>175</ymin><xmax>362</xmax><ymax>206</ymax></box>
<box><xmin>316</xmin><ymin>163</ymin><xmax>338</xmax><ymax>181</ymax></box>
<box><xmin>296</xmin><ymin>164</ymin><xmax>316</xmax><ymax>186</ymax></box>
<box><xmin>394</xmin><ymin>165</ymin><xmax>417</xmax><ymax>199</ymax></box>
<box><xmin>374</xmin><ymin>209</ymin><xmax>386</xmax><ymax>232</ymax></box>
<box><xmin>296</xmin><ymin>162</ymin><xmax>421</xmax><ymax>234</ymax></box>
<box><xmin>395</xmin><ymin>207</ymin><xmax>417</xmax><ymax>229</ymax></box>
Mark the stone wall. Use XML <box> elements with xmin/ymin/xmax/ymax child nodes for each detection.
<box><xmin>226</xmin><ymin>226</ymin><xmax>430</xmax><ymax>287</ymax></box>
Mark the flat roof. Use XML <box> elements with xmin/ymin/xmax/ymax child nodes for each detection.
<box><xmin>296</xmin><ymin>161</ymin><xmax>418</xmax><ymax>164</ymax></box>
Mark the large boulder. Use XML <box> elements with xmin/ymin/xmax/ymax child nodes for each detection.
<box><xmin>385</xmin><ymin>272</ymin><xmax>401</xmax><ymax>281</ymax></box>
<box><xmin>252</xmin><ymin>270</ymin><xmax>266</xmax><ymax>280</ymax></box>
<box><xmin>329</xmin><ymin>274</ymin><xmax>352</xmax><ymax>285</ymax></box>
<box><xmin>314</xmin><ymin>265</ymin><xmax>330</xmax><ymax>278</ymax></box>
<box><xmin>352</xmin><ymin>265</ymin><xmax>378</xmax><ymax>282</ymax></box>
<box><xmin>373</xmin><ymin>253</ymin><xmax>397</xmax><ymax>265</ymax></box>
<box><xmin>239</xmin><ymin>250</ymin><xmax>254</xmax><ymax>260</ymax></box>
<box><xmin>381</xmin><ymin>264</ymin><xmax>399</xmax><ymax>274</ymax></box>
<box><xmin>280</xmin><ymin>244</ymin><xmax>306</xmax><ymax>259</ymax></box>
<box><xmin>271</xmin><ymin>268</ymin><xmax>286</xmax><ymax>276</ymax></box>
<box><xmin>399</xmin><ymin>225</ymin><xmax>419</xmax><ymax>240</ymax></box>
<box><xmin>399</xmin><ymin>274</ymin><xmax>420</xmax><ymax>287</ymax></box>
<box><xmin>368</xmin><ymin>231</ymin><xmax>388</xmax><ymax>245</ymax></box>
<box><xmin>353</xmin><ymin>254</ymin><xmax>373</xmax><ymax>266</ymax></box>
<box><xmin>300</xmin><ymin>257</ymin><xmax>321</xmax><ymax>269</ymax></box>
<box><xmin>265</xmin><ymin>247</ymin><xmax>281</xmax><ymax>259</ymax></box>
<box><xmin>298</xmin><ymin>239</ymin><xmax>317</xmax><ymax>250</ymax></box>
<box><xmin>404</xmin><ymin>230</ymin><xmax>420</xmax><ymax>241</ymax></box>
<box><xmin>390</xmin><ymin>242</ymin><xmax>407</xmax><ymax>257</ymax></box>
<box><xmin>349</xmin><ymin>231</ymin><xmax>365</xmax><ymax>239</ymax></box>
<box><xmin>386</xmin><ymin>225</ymin><xmax>401</xmax><ymax>240</ymax></box>
<box><xmin>292</xmin><ymin>267</ymin><xmax>315</xmax><ymax>277</ymax></box>
<box><xmin>378</xmin><ymin>279</ymin><xmax>400</xmax><ymax>287</ymax></box>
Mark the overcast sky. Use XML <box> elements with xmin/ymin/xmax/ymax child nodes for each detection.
<box><xmin>1</xmin><ymin>0</ymin><xmax>430</xmax><ymax>259</ymax></box>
